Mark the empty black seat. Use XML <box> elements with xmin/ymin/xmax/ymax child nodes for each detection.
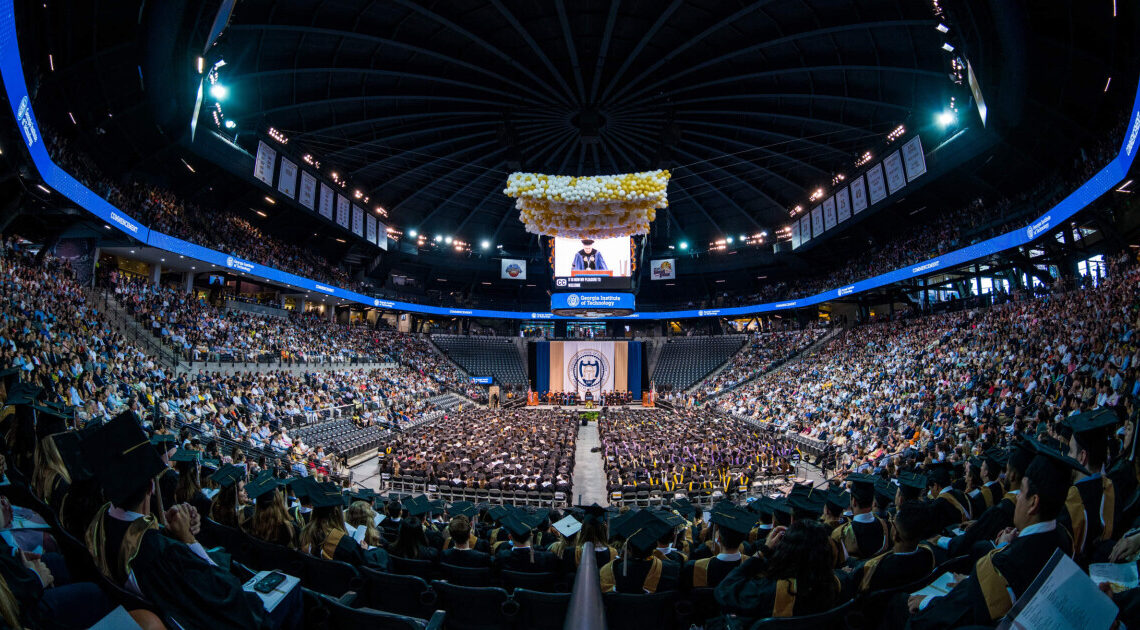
<box><xmin>440</xmin><ymin>563</ymin><xmax>493</xmax><ymax>587</ymax></box>
<box><xmin>391</xmin><ymin>555</ymin><xmax>437</xmax><ymax>580</ymax></box>
<box><xmin>604</xmin><ymin>591</ymin><xmax>678</xmax><ymax>630</ymax></box>
<box><xmin>749</xmin><ymin>599</ymin><xmax>855</xmax><ymax>629</ymax></box>
<box><xmin>360</xmin><ymin>566</ymin><xmax>439</xmax><ymax>620</ymax></box>
<box><xmin>431</xmin><ymin>581</ymin><xmax>516</xmax><ymax>630</ymax></box>
<box><xmin>501</xmin><ymin>570</ymin><xmax>560</xmax><ymax>593</ymax></box>
<box><xmin>512</xmin><ymin>588</ymin><xmax>571</xmax><ymax>630</ymax></box>
<box><xmin>303</xmin><ymin>588</ymin><xmax>444</xmax><ymax>630</ymax></box>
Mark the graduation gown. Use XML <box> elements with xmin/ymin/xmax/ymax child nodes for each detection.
<box><xmin>441</xmin><ymin>547</ymin><xmax>491</xmax><ymax>568</ymax></box>
<box><xmin>931</xmin><ymin>490</ymin><xmax>970</xmax><ymax>531</ymax></box>
<box><xmin>832</xmin><ymin>515</ymin><xmax>889</xmax><ymax>561</ymax></box>
<box><xmin>85</xmin><ymin>505</ymin><xmax>267</xmax><ymax>630</ymax></box>
<box><xmin>653</xmin><ymin>547</ymin><xmax>688</xmax><ymax>564</ymax></box>
<box><xmin>319</xmin><ymin>529</ymin><xmax>390</xmax><ymax>570</ymax></box>
<box><xmin>714</xmin><ymin>557</ymin><xmax>846</xmax><ymax>620</ymax></box>
<box><xmin>599</xmin><ymin>556</ymin><xmax>680</xmax><ymax>593</ymax></box>
<box><xmin>854</xmin><ymin>546</ymin><xmax>937</xmax><ymax>593</ymax></box>
<box><xmin>1064</xmin><ymin>474</ymin><xmax>1115</xmax><ymax>560</ymax></box>
<box><xmin>945</xmin><ymin>491</ymin><xmax>1017</xmax><ymax>559</ymax></box>
<box><xmin>682</xmin><ymin>554</ymin><xmax>747</xmax><ymax>589</ymax></box>
<box><xmin>908</xmin><ymin>523</ymin><xmax>1074</xmax><ymax>630</ymax></box>
<box><xmin>494</xmin><ymin>546</ymin><xmax>559</xmax><ymax>573</ymax></box>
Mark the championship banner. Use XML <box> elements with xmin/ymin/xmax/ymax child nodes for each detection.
<box><xmin>501</xmin><ymin>258</ymin><xmax>527</xmax><ymax>279</ymax></box>
<box><xmin>549</xmin><ymin>341</ymin><xmax>628</xmax><ymax>395</ymax></box>
<box><xmin>650</xmin><ymin>258</ymin><xmax>675</xmax><ymax>280</ymax></box>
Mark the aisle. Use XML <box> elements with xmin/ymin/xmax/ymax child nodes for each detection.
<box><xmin>571</xmin><ymin>422</ymin><xmax>609</xmax><ymax>506</ymax></box>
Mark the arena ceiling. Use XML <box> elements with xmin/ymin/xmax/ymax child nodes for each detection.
<box><xmin>215</xmin><ymin>0</ymin><xmax>950</xmax><ymax>247</ymax></box>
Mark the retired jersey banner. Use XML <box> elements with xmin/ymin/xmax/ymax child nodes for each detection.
<box><xmin>549</xmin><ymin>341</ymin><xmax>628</xmax><ymax>395</ymax></box>
<box><xmin>650</xmin><ymin>258</ymin><xmax>675</xmax><ymax>280</ymax></box>
<box><xmin>500</xmin><ymin>258</ymin><xmax>527</xmax><ymax>280</ymax></box>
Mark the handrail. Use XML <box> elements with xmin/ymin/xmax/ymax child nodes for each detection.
<box><xmin>564</xmin><ymin>541</ymin><xmax>606</xmax><ymax>630</ymax></box>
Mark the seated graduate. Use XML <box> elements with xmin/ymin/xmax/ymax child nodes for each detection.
<box><xmin>378</xmin><ymin>497</ymin><xmax>403</xmax><ymax>540</ymax></box>
<box><xmin>832</xmin><ymin>473</ymin><xmax>890</xmax><ymax>564</ymax></box>
<box><xmin>715</xmin><ymin>519</ymin><xmax>846</xmax><ymax>620</ymax></box>
<box><xmin>652</xmin><ymin>508</ymin><xmax>689</xmax><ymax>564</ymax></box>
<box><xmin>345</xmin><ymin>499</ymin><xmax>386</xmax><ymax>549</ymax></box>
<box><xmin>927</xmin><ymin>463</ymin><xmax>970</xmax><ymax>531</ymax></box>
<box><xmin>682</xmin><ymin>503</ymin><xmax>757</xmax><ymax>589</ymax></box>
<box><xmin>170</xmin><ymin>447</ymin><xmax>213</xmax><ymax>519</ymax></box>
<box><xmin>243</xmin><ymin>472</ymin><xmax>299</xmax><ymax>549</ymax></box>
<box><xmin>208</xmin><ymin>464</ymin><xmax>251</xmax><ymax>529</ymax></box>
<box><xmin>1061</xmin><ymin>409</ymin><xmax>1118</xmax><ymax>563</ymax></box>
<box><xmin>80</xmin><ymin>412</ymin><xmax>268</xmax><ymax>629</ymax></box>
<box><xmin>299</xmin><ymin>481</ymin><xmax>388</xmax><ymax>569</ymax></box>
<box><xmin>937</xmin><ymin>441</ymin><xmax>1032</xmax><ymax>560</ymax></box>
<box><xmin>549</xmin><ymin>505</ymin><xmax>616</xmax><ymax>572</ymax></box>
<box><xmin>441</xmin><ymin>514</ymin><xmax>491</xmax><ymax>567</ymax></box>
<box><xmin>903</xmin><ymin>436</ymin><xmax>1084</xmax><ymax>629</ymax></box>
<box><xmin>821</xmin><ymin>487</ymin><xmax>850</xmax><ymax>531</ymax></box>
<box><xmin>851</xmin><ymin>502</ymin><xmax>938</xmax><ymax>593</ymax></box>
<box><xmin>389</xmin><ymin>517</ymin><xmax>441</xmax><ymax>563</ymax></box>
<box><xmin>600</xmin><ymin>510</ymin><xmax>682</xmax><ymax>593</ymax></box>
<box><xmin>493</xmin><ymin>512</ymin><xmax>560</xmax><ymax>574</ymax></box>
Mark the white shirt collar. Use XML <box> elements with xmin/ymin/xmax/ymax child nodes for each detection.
<box><xmin>1018</xmin><ymin>520</ymin><xmax>1057</xmax><ymax>537</ymax></box>
<box><xmin>853</xmin><ymin>512</ymin><xmax>876</xmax><ymax>523</ymax></box>
<box><xmin>108</xmin><ymin>506</ymin><xmax>146</xmax><ymax>522</ymax></box>
<box><xmin>716</xmin><ymin>552</ymin><xmax>742</xmax><ymax>562</ymax></box>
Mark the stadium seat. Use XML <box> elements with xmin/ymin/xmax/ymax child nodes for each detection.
<box><xmin>431</xmin><ymin>581</ymin><xmax>517</xmax><ymax>630</ymax></box>
<box><xmin>303</xmin><ymin>588</ymin><xmax>444</xmax><ymax>630</ymax></box>
<box><xmin>360</xmin><ymin>566</ymin><xmax>440</xmax><ymax>620</ymax></box>
<box><xmin>391</xmin><ymin>555</ymin><xmax>438</xmax><ymax>580</ymax></box>
<box><xmin>748</xmin><ymin>599</ymin><xmax>855</xmax><ymax>629</ymax></box>
<box><xmin>603</xmin><ymin>591</ymin><xmax>678</xmax><ymax>630</ymax></box>
<box><xmin>440</xmin><ymin>563</ymin><xmax>493</xmax><ymax>587</ymax></box>
<box><xmin>511</xmin><ymin>588</ymin><xmax>571</xmax><ymax>630</ymax></box>
<box><xmin>500</xmin><ymin>569</ymin><xmax>560</xmax><ymax>593</ymax></box>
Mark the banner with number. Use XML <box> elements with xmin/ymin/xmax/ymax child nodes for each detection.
<box><xmin>822</xmin><ymin>196</ymin><xmax>837</xmax><ymax>231</ymax></box>
<box><xmin>835</xmin><ymin>186</ymin><xmax>851</xmax><ymax>223</ymax></box>
<box><xmin>799</xmin><ymin>215</ymin><xmax>812</xmax><ymax>244</ymax></box>
<box><xmin>811</xmin><ymin>206</ymin><xmax>823</xmax><ymax>238</ymax></box>
<box><xmin>299</xmin><ymin>171</ymin><xmax>317</xmax><ymax>210</ymax></box>
<box><xmin>902</xmin><ymin>136</ymin><xmax>927</xmax><ymax>181</ymax></box>
<box><xmin>277</xmin><ymin>158</ymin><xmax>297</xmax><ymax>199</ymax></box>
<box><xmin>790</xmin><ymin>221</ymin><xmax>801</xmax><ymax>249</ymax></box>
<box><xmin>866</xmin><ymin>163</ymin><xmax>887</xmax><ymax>205</ymax></box>
<box><xmin>375</xmin><ymin>220</ymin><xmax>388</xmax><ymax>250</ymax></box>
<box><xmin>366</xmin><ymin>214</ymin><xmax>377</xmax><ymax>245</ymax></box>
<box><xmin>318</xmin><ymin>183</ymin><xmax>334</xmax><ymax>220</ymax></box>
<box><xmin>850</xmin><ymin>175</ymin><xmax>868</xmax><ymax>214</ymax></box>
<box><xmin>254</xmin><ymin>140</ymin><xmax>276</xmax><ymax>186</ymax></box>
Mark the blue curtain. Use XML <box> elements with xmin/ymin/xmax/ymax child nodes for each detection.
<box><xmin>537</xmin><ymin>342</ymin><xmax>550</xmax><ymax>394</ymax></box>
<box><xmin>628</xmin><ymin>341</ymin><xmax>642</xmax><ymax>398</ymax></box>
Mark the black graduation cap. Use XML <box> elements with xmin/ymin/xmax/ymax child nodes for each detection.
<box><xmin>582</xmin><ymin>503</ymin><xmax>608</xmax><ymax>522</ymax></box>
<box><xmin>79</xmin><ymin>410</ymin><xmax>165</xmax><ymax>506</ymax></box>
<box><xmin>348</xmin><ymin>488</ymin><xmax>377</xmax><ymax>504</ymax></box>
<box><xmin>488</xmin><ymin>505</ymin><xmax>510</xmax><ymax>521</ymax></box>
<box><xmin>983</xmin><ymin>447</ymin><xmax>1007</xmax><ymax>470</ymax></box>
<box><xmin>845</xmin><ymin>473</ymin><xmax>877</xmax><ymax>504</ymax></box>
<box><xmin>201</xmin><ymin>458</ymin><xmax>221</xmax><ymax>472</ymax></box>
<box><xmin>711</xmin><ymin>504</ymin><xmax>759</xmax><ymax>535</ymax></box>
<box><xmin>31</xmin><ymin>404</ymin><xmax>70</xmax><ymax>439</ymax></box>
<box><xmin>669</xmin><ymin>497</ymin><xmax>697</xmax><ymax>517</ymax></box>
<box><xmin>896</xmin><ymin>472</ymin><xmax>927</xmax><ymax>491</ymax></box>
<box><xmin>926</xmin><ymin>462</ymin><xmax>952</xmax><ymax>487</ymax></box>
<box><xmin>619</xmin><ymin>510</ymin><xmax>674</xmax><ymax>554</ymax></box>
<box><xmin>308</xmin><ymin>481</ymin><xmax>349</xmax><ymax>508</ymax></box>
<box><xmin>170</xmin><ymin>448</ymin><xmax>201</xmax><ymax>464</ymax></box>
<box><xmin>608</xmin><ymin>509</ymin><xmax>637</xmax><ymax>536</ymax></box>
<box><xmin>827</xmin><ymin>487</ymin><xmax>852</xmax><ymax>511</ymax></box>
<box><xmin>246</xmin><ymin>473</ymin><xmax>283</xmax><ymax>501</ymax></box>
<box><xmin>450</xmin><ymin>501</ymin><xmax>478</xmax><ymax>519</ymax></box>
<box><xmin>654</xmin><ymin>508</ymin><xmax>686</xmax><ymax>529</ymax></box>
<box><xmin>210</xmin><ymin>464</ymin><xmax>244</xmax><ymax>488</ymax></box>
<box><xmin>288</xmin><ymin>476</ymin><xmax>316</xmax><ymax>499</ymax></box>
<box><xmin>746</xmin><ymin>497</ymin><xmax>772</xmax><ymax>516</ymax></box>
<box><xmin>527</xmin><ymin>508</ymin><xmax>551</xmax><ymax>527</ymax></box>
<box><xmin>873</xmin><ymin>478</ymin><xmax>895</xmax><ymax>506</ymax></box>
<box><xmin>500</xmin><ymin>513</ymin><xmax>534</xmax><ymax>539</ymax></box>
<box><xmin>1008</xmin><ymin>436</ymin><xmax>1036</xmax><ymax>473</ymax></box>
<box><xmin>1063</xmin><ymin>408</ymin><xmax>1119</xmax><ymax>436</ymax></box>
<box><xmin>766</xmin><ymin>497</ymin><xmax>793</xmax><ymax>517</ymax></box>
<box><xmin>1024</xmin><ymin>435</ymin><xmax>1089</xmax><ymax>476</ymax></box>
<box><xmin>405</xmin><ymin>495</ymin><xmax>434</xmax><ymax>517</ymax></box>
<box><xmin>5</xmin><ymin>382</ymin><xmax>41</xmax><ymax>406</ymax></box>
<box><xmin>51</xmin><ymin>432</ymin><xmax>92</xmax><ymax>482</ymax></box>
<box><xmin>149</xmin><ymin>433</ymin><xmax>177</xmax><ymax>446</ymax></box>
<box><xmin>786</xmin><ymin>489</ymin><xmax>826</xmax><ymax>516</ymax></box>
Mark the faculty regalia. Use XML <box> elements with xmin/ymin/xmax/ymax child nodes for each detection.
<box><xmin>908</xmin><ymin>524</ymin><xmax>1074</xmax><ymax>630</ymax></box>
<box><xmin>714</xmin><ymin>557</ymin><xmax>847</xmax><ymax>620</ymax></box>
<box><xmin>1064</xmin><ymin>474</ymin><xmax>1115</xmax><ymax>561</ymax></box>
<box><xmin>599</xmin><ymin>555</ymin><xmax>680</xmax><ymax>593</ymax></box>
<box><xmin>855</xmin><ymin>546</ymin><xmax>937</xmax><ymax>593</ymax></box>
<box><xmin>931</xmin><ymin>489</ymin><xmax>970</xmax><ymax>530</ymax></box>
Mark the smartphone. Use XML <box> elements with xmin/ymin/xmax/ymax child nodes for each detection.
<box><xmin>253</xmin><ymin>572</ymin><xmax>286</xmax><ymax>594</ymax></box>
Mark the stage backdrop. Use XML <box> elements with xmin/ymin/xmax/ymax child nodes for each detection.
<box><xmin>535</xmin><ymin>341</ymin><xmax>641</xmax><ymax>397</ymax></box>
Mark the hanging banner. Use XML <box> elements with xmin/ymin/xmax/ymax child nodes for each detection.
<box><xmin>299</xmin><ymin>171</ymin><xmax>317</xmax><ymax>210</ymax></box>
<box><xmin>253</xmin><ymin>140</ymin><xmax>276</xmax><ymax>186</ymax></box>
<box><xmin>501</xmin><ymin>258</ymin><xmax>527</xmax><ymax>279</ymax></box>
<box><xmin>790</xmin><ymin>220</ymin><xmax>800</xmax><ymax>249</ymax></box>
<box><xmin>811</xmin><ymin>206</ymin><xmax>823</xmax><ymax>238</ymax></box>
<box><xmin>866</xmin><ymin>163</ymin><xmax>887</xmax><ymax>205</ymax></box>
<box><xmin>375</xmin><ymin>220</ymin><xmax>388</xmax><ymax>250</ymax></box>
<box><xmin>352</xmin><ymin>204</ymin><xmax>364</xmax><ymax>237</ymax></box>
<box><xmin>336</xmin><ymin>194</ymin><xmax>350</xmax><ymax>229</ymax></box>
<box><xmin>318</xmin><ymin>182</ymin><xmax>334</xmax><ymax>220</ymax></box>
<box><xmin>277</xmin><ymin>157</ymin><xmax>297</xmax><ymax>199</ymax></box>
<box><xmin>822</xmin><ymin>196</ymin><xmax>837</xmax><ymax>231</ymax></box>
<box><xmin>366</xmin><ymin>214</ymin><xmax>377</xmax><ymax>245</ymax></box>
<box><xmin>799</xmin><ymin>215</ymin><xmax>812</xmax><ymax>245</ymax></box>
<box><xmin>883</xmin><ymin>150</ymin><xmax>906</xmax><ymax>195</ymax></box>
<box><xmin>834</xmin><ymin>185</ymin><xmax>852</xmax><ymax>222</ymax></box>
<box><xmin>902</xmin><ymin>136</ymin><xmax>927</xmax><ymax>181</ymax></box>
<box><xmin>850</xmin><ymin>175</ymin><xmax>868</xmax><ymax>214</ymax></box>
<box><xmin>650</xmin><ymin>258</ymin><xmax>675</xmax><ymax>280</ymax></box>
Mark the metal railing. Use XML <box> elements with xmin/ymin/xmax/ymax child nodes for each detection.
<box><xmin>564</xmin><ymin>542</ymin><xmax>605</xmax><ymax>630</ymax></box>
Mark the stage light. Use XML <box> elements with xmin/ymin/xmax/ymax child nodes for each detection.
<box><xmin>409</xmin><ymin>229</ymin><xmax>417</xmax><ymax>237</ymax></box>
<box><xmin>726</xmin><ymin>236</ymin><xmax>734</xmax><ymax>244</ymax></box>
<box><xmin>444</xmin><ymin>236</ymin><xmax>453</xmax><ymax>244</ymax></box>
<box><xmin>481</xmin><ymin>240</ymin><xmax>490</xmax><ymax>250</ymax></box>
<box><xmin>739</xmin><ymin>234</ymin><xmax>747</xmax><ymax>241</ymax></box>
<box><xmin>209</xmin><ymin>84</ymin><xmax>229</xmax><ymax>100</ymax></box>
<box><xmin>679</xmin><ymin>241</ymin><xmax>689</xmax><ymax>250</ymax></box>
<box><xmin>224</xmin><ymin>119</ymin><xmax>236</xmax><ymax>129</ymax></box>
<box><xmin>937</xmin><ymin>110</ymin><xmax>957</xmax><ymax>127</ymax></box>
<box><xmin>434</xmin><ymin>235</ymin><xmax>442</xmax><ymax>243</ymax></box>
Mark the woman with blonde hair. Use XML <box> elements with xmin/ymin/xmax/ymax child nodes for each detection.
<box><xmin>244</xmin><ymin>475</ymin><xmax>298</xmax><ymax>548</ymax></box>
<box><xmin>299</xmin><ymin>483</ymin><xmax>389</xmax><ymax>570</ymax></box>
<box><xmin>345</xmin><ymin>500</ymin><xmax>384</xmax><ymax>548</ymax></box>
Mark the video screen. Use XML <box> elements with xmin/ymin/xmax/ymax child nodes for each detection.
<box><xmin>552</xmin><ymin>236</ymin><xmax>632</xmax><ymax>290</ymax></box>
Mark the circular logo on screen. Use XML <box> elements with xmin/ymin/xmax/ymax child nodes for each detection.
<box><xmin>566</xmin><ymin>294</ymin><xmax>580</xmax><ymax>307</ymax></box>
<box><xmin>374</xmin><ymin>299</ymin><xmax>381</xmax><ymax>306</ymax></box>
<box><xmin>225</xmin><ymin>256</ymin><xmax>235</xmax><ymax>268</ymax></box>
<box><xmin>568</xmin><ymin>349</ymin><xmax>610</xmax><ymax>391</ymax></box>
<box><xmin>556</xmin><ymin>278</ymin><xmax>567</xmax><ymax>287</ymax></box>
<box><xmin>505</xmin><ymin>263</ymin><xmax>523</xmax><ymax>278</ymax></box>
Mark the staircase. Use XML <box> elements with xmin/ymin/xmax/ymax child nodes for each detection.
<box><xmin>88</xmin><ymin>288</ymin><xmax>184</xmax><ymax>371</ymax></box>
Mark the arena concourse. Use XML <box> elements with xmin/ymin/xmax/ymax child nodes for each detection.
<box><xmin>0</xmin><ymin>1</ymin><xmax>1137</xmax><ymax>629</ymax></box>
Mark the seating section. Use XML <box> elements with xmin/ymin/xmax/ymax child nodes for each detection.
<box><xmin>651</xmin><ymin>335</ymin><xmax>747</xmax><ymax>391</ymax></box>
<box><xmin>292</xmin><ymin>418</ymin><xmax>385</xmax><ymax>460</ymax></box>
<box><xmin>432</xmin><ymin>335</ymin><xmax>528</xmax><ymax>387</ymax></box>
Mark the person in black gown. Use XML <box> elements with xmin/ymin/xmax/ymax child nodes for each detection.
<box><xmin>600</xmin><ymin>510</ymin><xmax>681</xmax><ymax>593</ymax></box>
<box><xmin>682</xmin><ymin>504</ymin><xmax>757</xmax><ymax>589</ymax></box>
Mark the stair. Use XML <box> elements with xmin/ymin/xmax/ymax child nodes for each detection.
<box><xmin>88</xmin><ymin>288</ymin><xmax>184</xmax><ymax>371</ymax></box>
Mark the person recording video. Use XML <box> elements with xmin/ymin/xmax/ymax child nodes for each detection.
<box><xmin>572</xmin><ymin>239</ymin><xmax>608</xmax><ymax>271</ymax></box>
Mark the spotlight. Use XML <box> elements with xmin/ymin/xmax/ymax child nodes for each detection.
<box><xmin>209</xmin><ymin>84</ymin><xmax>229</xmax><ymax>100</ymax></box>
<box><xmin>481</xmin><ymin>240</ymin><xmax>490</xmax><ymax>250</ymax></box>
<box><xmin>679</xmin><ymin>241</ymin><xmax>689</xmax><ymax>250</ymax></box>
<box><xmin>409</xmin><ymin>229</ymin><xmax>418</xmax><ymax>237</ymax></box>
<box><xmin>936</xmin><ymin>110</ymin><xmax>957</xmax><ymax>127</ymax></box>
<box><xmin>223</xmin><ymin>119</ymin><xmax>236</xmax><ymax>130</ymax></box>
<box><xmin>444</xmin><ymin>236</ymin><xmax>453</xmax><ymax>244</ymax></box>
<box><xmin>434</xmin><ymin>235</ymin><xmax>442</xmax><ymax>243</ymax></box>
